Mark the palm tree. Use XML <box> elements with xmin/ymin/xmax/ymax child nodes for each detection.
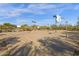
<box><xmin>53</xmin><ymin>15</ymin><xmax>62</xmax><ymax>29</ymax></box>
<box><xmin>32</xmin><ymin>20</ymin><xmax>36</xmax><ymax>24</ymax></box>
<box><xmin>32</xmin><ymin>20</ymin><xmax>37</xmax><ymax>30</ymax></box>
<box><xmin>53</xmin><ymin>15</ymin><xmax>57</xmax><ymax>31</ymax></box>
<box><xmin>53</xmin><ymin>15</ymin><xmax>57</xmax><ymax>23</ymax></box>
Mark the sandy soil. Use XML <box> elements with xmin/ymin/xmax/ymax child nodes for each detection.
<box><xmin>0</xmin><ymin>30</ymin><xmax>79</xmax><ymax>56</ymax></box>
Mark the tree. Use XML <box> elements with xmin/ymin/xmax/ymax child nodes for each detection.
<box><xmin>0</xmin><ymin>25</ymin><xmax>2</xmax><ymax>32</ymax></box>
<box><xmin>20</xmin><ymin>24</ymin><xmax>28</xmax><ymax>31</ymax></box>
<box><xmin>31</xmin><ymin>25</ymin><xmax>37</xmax><ymax>30</ymax></box>
<box><xmin>20</xmin><ymin>24</ymin><xmax>32</xmax><ymax>31</ymax></box>
<box><xmin>2</xmin><ymin>23</ymin><xmax>17</xmax><ymax>32</ymax></box>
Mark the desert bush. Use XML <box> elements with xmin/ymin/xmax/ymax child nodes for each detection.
<box><xmin>20</xmin><ymin>24</ymin><xmax>33</xmax><ymax>31</ymax></box>
<box><xmin>38</xmin><ymin>26</ymin><xmax>50</xmax><ymax>30</ymax></box>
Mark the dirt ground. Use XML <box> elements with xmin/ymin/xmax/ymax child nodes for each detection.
<box><xmin>0</xmin><ymin>30</ymin><xmax>79</xmax><ymax>56</ymax></box>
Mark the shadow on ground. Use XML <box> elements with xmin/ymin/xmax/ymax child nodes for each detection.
<box><xmin>61</xmin><ymin>31</ymin><xmax>79</xmax><ymax>42</ymax></box>
<box><xmin>0</xmin><ymin>37</ymin><xmax>20</xmax><ymax>47</ymax></box>
<box><xmin>38</xmin><ymin>37</ymin><xmax>78</xmax><ymax>56</ymax></box>
<box><xmin>9</xmin><ymin>42</ymin><xmax>33</xmax><ymax>56</ymax></box>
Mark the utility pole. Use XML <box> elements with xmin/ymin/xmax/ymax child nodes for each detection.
<box><xmin>66</xmin><ymin>21</ymin><xmax>68</xmax><ymax>38</ymax></box>
<box><xmin>55</xmin><ymin>19</ymin><xmax>57</xmax><ymax>32</ymax></box>
<box><xmin>77</xmin><ymin>18</ymin><xmax>79</xmax><ymax>31</ymax></box>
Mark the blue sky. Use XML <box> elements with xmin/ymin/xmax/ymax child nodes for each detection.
<box><xmin>0</xmin><ymin>3</ymin><xmax>79</xmax><ymax>26</ymax></box>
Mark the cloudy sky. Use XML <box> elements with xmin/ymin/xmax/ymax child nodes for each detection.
<box><xmin>0</xmin><ymin>3</ymin><xmax>79</xmax><ymax>26</ymax></box>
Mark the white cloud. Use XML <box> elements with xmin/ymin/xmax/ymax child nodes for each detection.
<box><xmin>27</xmin><ymin>4</ymin><xmax>56</xmax><ymax>9</ymax></box>
<box><xmin>0</xmin><ymin>3</ymin><xmax>58</xmax><ymax>18</ymax></box>
<box><xmin>0</xmin><ymin>3</ymin><xmax>79</xmax><ymax>19</ymax></box>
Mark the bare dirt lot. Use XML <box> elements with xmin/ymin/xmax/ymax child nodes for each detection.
<box><xmin>0</xmin><ymin>30</ymin><xmax>79</xmax><ymax>56</ymax></box>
